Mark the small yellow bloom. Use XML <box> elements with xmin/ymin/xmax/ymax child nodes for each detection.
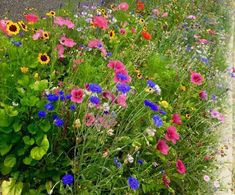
<box><xmin>42</xmin><ymin>31</ymin><xmax>49</xmax><ymax>40</ymax></box>
<box><xmin>18</xmin><ymin>21</ymin><xmax>28</xmax><ymax>31</ymax></box>
<box><xmin>159</xmin><ymin>100</ymin><xmax>169</xmax><ymax>108</ymax></box>
<box><xmin>20</xmin><ymin>66</ymin><xmax>29</xmax><ymax>73</ymax></box>
<box><xmin>6</xmin><ymin>21</ymin><xmax>20</xmax><ymax>35</ymax></box>
<box><xmin>38</xmin><ymin>53</ymin><xmax>50</xmax><ymax>65</ymax></box>
<box><xmin>109</xmin><ymin>30</ymin><xmax>115</xmax><ymax>39</ymax></box>
<box><xmin>186</xmin><ymin>113</ymin><xmax>190</xmax><ymax>119</ymax></box>
<box><xmin>180</xmin><ymin>85</ymin><xmax>186</xmax><ymax>91</ymax></box>
<box><xmin>46</xmin><ymin>11</ymin><xmax>56</xmax><ymax>17</ymax></box>
<box><xmin>145</xmin><ymin>87</ymin><xmax>154</xmax><ymax>93</ymax></box>
<box><xmin>139</xmin><ymin>18</ymin><xmax>145</xmax><ymax>24</ymax></box>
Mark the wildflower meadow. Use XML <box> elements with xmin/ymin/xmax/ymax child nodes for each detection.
<box><xmin>0</xmin><ymin>0</ymin><xmax>233</xmax><ymax>194</ymax></box>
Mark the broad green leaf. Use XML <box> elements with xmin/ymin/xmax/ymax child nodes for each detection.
<box><xmin>0</xmin><ymin>143</ymin><xmax>12</xmax><ymax>156</ymax></box>
<box><xmin>13</xmin><ymin>121</ymin><xmax>22</xmax><ymax>132</ymax></box>
<box><xmin>1</xmin><ymin>178</ymin><xmax>23</xmax><ymax>195</ymax></box>
<box><xmin>30</xmin><ymin>147</ymin><xmax>46</xmax><ymax>161</ymax></box>
<box><xmin>0</xmin><ymin>163</ymin><xmax>12</xmax><ymax>175</ymax></box>
<box><xmin>0</xmin><ymin>109</ymin><xmax>10</xmax><ymax>127</ymax></box>
<box><xmin>39</xmin><ymin>121</ymin><xmax>51</xmax><ymax>132</ymax></box>
<box><xmin>4</xmin><ymin>155</ymin><xmax>16</xmax><ymax>168</ymax></box>
<box><xmin>23</xmin><ymin>136</ymin><xmax>34</xmax><ymax>145</ymax></box>
<box><xmin>23</xmin><ymin>156</ymin><xmax>32</xmax><ymax>165</ymax></box>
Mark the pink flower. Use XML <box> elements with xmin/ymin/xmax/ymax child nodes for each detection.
<box><xmin>25</xmin><ymin>14</ymin><xmax>38</xmax><ymax>23</ymax></box>
<box><xmin>120</xmin><ymin>28</ymin><xmax>126</xmax><ymax>35</ymax></box>
<box><xmin>100</xmin><ymin>47</ymin><xmax>107</xmax><ymax>57</ymax></box>
<box><xmin>165</xmin><ymin>126</ymin><xmax>180</xmax><ymax>144</ymax></box>
<box><xmin>199</xmin><ymin>90</ymin><xmax>208</xmax><ymax>100</ymax></box>
<box><xmin>56</xmin><ymin>44</ymin><xmax>65</xmax><ymax>58</ymax></box>
<box><xmin>0</xmin><ymin>19</ymin><xmax>8</xmax><ymax>35</ymax></box>
<box><xmin>162</xmin><ymin>174</ymin><xmax>170</xmax><ymax>188</ymax></box>
<box><xmin>116</xmin><ymin>94</ymin><xmax>127</xmax><ymax>107</ymax></box>
<box><xmin>217</xmin><ymin>113</ymin><xmax>225</xmax><ymax>123</ymax></box>
<box><xmin>54</xmin><ymin>17</ymin><xmax>75</xmax><ymax>29</ymax></box>
<box><xmin>84</xmin><ymin>113</ymin><xmax>95</xmax><ymax>127</ymax></box>
<box><xmin>152</xmin><ymin>8</ymin><xmax>160</xmax><ymax>16</ymax></box>
<box><xmin>118</xmin><ymin>2</ymin><xmax>129</xmax><ymax>11</ymax></box>
<box><xmin>210</xmin><ymin>109</ymin><xmax>220</xmax><ymax>118</ymax></box>
<box><xmin>88</xmin><ymin>39</ymin><xmax>103</xmax><ymax>48</ymax></box>
<box><xmin>102</xmin><ymin>91</ymin><xmax>115</xmax><ymax>102</ymax></box>
<box><xmin>176</xmin><ymin>160</ymin><xmax>186</xmax><ymax>174</ymax></box>
<box><xmin>59</xmin><ymin>35</ymin><xmax>76</xmax><ymax>48</ymax></box>
<box><xmin>187</xmin><ymin>15</ymin><xmax>196</xmax><ymax>20</ymax></box>
<box><xmin>162</xmin><ymin>12</ymin><xmax>168</xmax><ymax>17</ymax></box>
<box><xmin>172</xmin><ymin>113</ymin><xmax>182</xmax><ymax>125</ymax></box>
<box><xmin>190</xmin><ymin>72</ymin><xmax>204</xmax><ymax>85</ymax></box>
<box><xmin>114</xmin><ymin>69</ymin><xmax>131</xmax><ymax>83</ymax></box>
<box><xmin>199</xmin><ymin>39</ymin><xmax>209</xmax><ymax>44</ymax></box>
<box><xmin>131</xmin><ymin>28</ymin><xmax>137</xmax><ymax>34</ymax></box>
<box><xmin>204</xmin><ymin>155</ymin><xmax>210</xmax><ymax>161</ymax></box>
<box><xmin>92</xmin><ymin>16</ymin><xmax>108</xmax><ymax>30</ymax></box>
<box><xmin>156</xmin><ymin>139</ymin><xmax>169</xmax><ymax>155</ymax></box>
<box><xmin>63</xmin><ymin>19</ymin><xmax>75</xmax><ymax>29</ymax></box>
<box><xmin>33</xmin><ymin>30</ymin><xmax>43</xmax><ymax>40</ymax></box>
<box><xmin>71</xmin><ymin>89</ymin><xmax>84</xmax><ymax>103</ymax></box>
<box><xmin>203</xmin><ymin>175</ymin><xmax>210</xmax><ymax>182</ymax></box>
<box><xmin>108</xmin><ymin>60</ymin><xmax>125</xmax><ymax>70</ymax></box>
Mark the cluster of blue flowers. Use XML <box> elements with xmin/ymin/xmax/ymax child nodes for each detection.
<box><xmin>116</xmin><ymin>83</ymin><xmax>131</xmax><ymax>94</ymax></box>
<box><xmin>89</xmin><ymin>83</ymin><xmax>102</xmax><ymax>94</ymax></box>
<box><xmin>128</xmin><ymin>177</ymin><xmax>139</xmax><ymax>190</ymax></box>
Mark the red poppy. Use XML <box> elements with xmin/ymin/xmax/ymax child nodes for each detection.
<box><xmin>142</xmin><ymin>31</ymin><xmax>152</xmax><ymax>40</ymax></box>
<box><xmin>136</xmin><ymin>1</ymin><xmax>144</xmax><ymax>11</ymax></box>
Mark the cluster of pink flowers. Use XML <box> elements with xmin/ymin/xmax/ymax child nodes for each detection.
<box><xmin>92</xmin><ymin>16</ymin><xmax>108</xmax><ymax>30</ymax></box>
<box><xmin>88</xmin><ymin>39</ymin><xmax>107</xmax><ymax>57</ymax></box>
<box><xmin>54</xmin><ymin>16</ymin><xmax>75</xmax><ymax>29</ymax></box>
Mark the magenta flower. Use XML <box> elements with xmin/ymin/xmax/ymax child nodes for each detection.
<box><xmin>56</xmin><ymin>44</ymin><xmax>65</xmax><ymax>58</ymax></box>
<box><xmin>84</xmin><ymin>113</ymin><xmax>95</xmax><ymax>127</ymax></box>
<box><xmin>117</xmin><ymin>94</ymin><xmax>127</xmax><ymax>107</ymax></box>
<box><xmin>176</xmin><ymin>160</ymin><xmax>186</xmax><ymax>174</ymax></box>
<box><xmin>92</xmin><ymin>16</ymin><xmax>108</xmax><ymax>30</ymax></box>
<box><xmin>108</xmin><ymin>60</ymin><xmax>125</xmax><ymax>71</ymax></box>
<box><xmin>71</xmin><ymin>89</ymin><xmax>84</xmax><ymax>103</ymax></box>
<box><xmin>120</xmin><ymin>28</ymin><xmax>126</xmax><ymax>35</ymax></box>
<box><xmin>172</xmin><ymin>113</ymin><xmax>182</xmax><ymax>125</ymax></box>
<box><xmin>165</xmin><ymin>126</ymin><xmax>180</xmax><ymax>144</ymax></box>
<box><xmin>199</xmin><ymin>90</ymin><xmax>208</xmax><ymax>100</ymax></box>
<box><xmin>162</xmin><ymin>174</ymin><xmax>170</xmax><ymax>188</ymax></box>
<box><xmin>25</xmin><ymin>13</ymin><xmax>38</xmax><ymax>23</ymax></box>
<box><xmin>118</xmin><ymin>2</ymin><xmax>129</xmax><ymax>11</ymax></box>
<box><xmin>190</xmin><ymin>72</ymin><xmax>204</xmax><ymax>85</ymax></box>
<box><xmin>156</xmin><ymin>139</ymin><xmax>169</xmax><ymax>155</ymax></box>
<box><xmin>102</xmin><ymin>91</ymin><xmax>115</xmax><ymax>102</ymax></box>
<box><xmin>59</xmin><ymin>35</ymin><xmax>76</xmax><ymax>48</ymax></box>
<box><xmin>88</xmin><ymin>39</ymin><xmax>103</xmax><ymax>48</ymax></box>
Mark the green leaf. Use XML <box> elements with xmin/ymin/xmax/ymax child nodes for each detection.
<box><xmin>30</xmin><ymin>135</ymin><xmax>49</xmax><ymax>160</ymax></box>
<box><xmin>23</xmin><ymin>156</ymin><xmax>32</xmax><ymax>165</ymax></box>
<box><xmin>39</xmin><ymin>121</ymin><xmax>51</xmax><ymax>132</ymax></box>
<box><xmin>1</xmin><ymin>178</ymin><xmax>23</xmax><ymax>195</ymax></box>
<box><xmin>0</xmin><ymin>143</ymin><xmax>12</xmax><ymax>156</ymax></box>
<box><xmin>30</xmin><ymin>80</ymin><xmax>48</xmax><ymax>91</ymax></box>
<box><xmin>4</xmin><ymin>155</ymin><xmax>16</xmax><ymax>168</ymax></box>
<box><xmin>13</xmin><ymin>121</ymin><xmax>22</xmax><ymax>132</ymax></box>
<box><xmin>27</xmin><ymin>123</ymin><xmax>37</xmax><ymax>134</ymax></box>
<box><xmin>0</xmin><ymin>109</ymin><xmax>10</xmax><ymax>127</ymax></box>
<box><xmin>23</xmin><ymin>136</ymin><xmax>35</xmax><ymax>145</ymax></box>
<box><xmin>0</xmin><ymin>163</ymin><xmax>12</xmax><ymax>175</ymax></box>
<box><xmin>17</xmin><ymin>75</ymin><xmax>29</xmax><ymax>86</ymax></box>
<box><xmin>40</xmin><ymin>135</ymin><xmax>49</xmax><ymax>151</ymax></box>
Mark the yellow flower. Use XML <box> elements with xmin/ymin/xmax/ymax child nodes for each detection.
<box><xmin>109</xmin><ymin>30</ymin><xmax>115</xmax><ymax>39</ymax></box>
<box><xmin>186</xmin><ymin>113</ymin><xmax>190</xmax><ymax>119</ymax></box>
<box><xmin>159</xmin><ymin>100</ymin><xmax>169</xmax><ymax>108</ymax></box>
<box><xmin>38</xmin><ymin>53</ymin><xmax>50</xmax><ymax>65</ymax></box>
<box><xmin>46</xmin><ymin>11</ymin><xmax>56</xmax><ymax>17</ymax></box>
<box><xmin>20</xmin><ymin>67</ymin><xmax>29</xmax><ymax>73</ymax></box>
<box><xmin>139</xmin><ymin>18</ymin><xmax>145</xmax><ymax>24</ymax></box>
<box><xmin>145</xmin><ymin>87</ymin><xmax>154</xmax><ymax>93</ymax></box>
<box><xmin>42</xmin><ymin>31</ymin><xmax>49</xmax><ymax>40</ymax></box>
<box><xmin>180</xmin><ymin>85</ymin><xmax>186</xmax><ymax>91</ymax></box>
<box><xmin>18</xmin><ymin>21</ymin><xmax>28</xmax><ymax>31</ymax></box>
<box><xmin>137</xmin><ymin>72</ymin><xmax>143</xmax><ymax>79</ymax></box>
<box><xmin>6</xmin><ymin>21</ymin><xmax>20</xmax><ymax>35</ymax></box>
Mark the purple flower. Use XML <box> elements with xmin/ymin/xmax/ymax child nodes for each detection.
<box><xmin>137</xmin><ymin>160</ymin><xmax>144</xmax><ymax>165</ymax></box>
<box><xmin>70</xmin><ymin>105</ymin><xmax>76</xmax><ymax>110</ymax></box>
<box><xmin>152</xmin><ymin>114</ymin><xmax>163</xmax><ymax>128</ymax></box>
<box><xmin>62</xmin><ymin>174</ymin><xmax>74</xmax><ymax>185</ymax></box>
<box><xmin>45</xmin><ymin>103</ymin><xmax>54</xmax><ymax>111</ymax></box>
<box><xmin>116</xmin><ymin>83</ymin><xmax>131</xmax><ymax>94</ymax></box>
<box><xmin>147</xmin><ymin>80</ymin><xmax>156</xmax><ymax>88</ymax></box>
<box><xmin>128</xmin><ymin>177</ymin><xmax>139</xmax><ymax>190</ymax></box>
<box><xmin>47</xmin><ymin>94</ymin><xmax>59</xmax><ymax>102</ymax></box>
<box><xmin>38</xmin><ymin>110</ymin><xmax>46</xmax><ymax>118</ymax></box>
<box><xmin>90</xmin><ymin>96</ymin><xmax>100</xmax><ymax>105</ymax></box>
<box><xmin>144</xmin><ymin>100</ymin><xmax>159</xmax><ymax>111</ymax></box>
<box><xmin>54</xmin><ymin>118</ymin><xmax>64</xmax><ymax>127</ymax></box>
<box><xmin>160</xmin><ymin>109</ymin><xmax>166</xmax><ymax>115</ymax></box>
<box><xmin>117</xmin><ymin>73</ymin><xmax>128</xmax><ymax>82</ymax></box>
<box><xmin>89</xmin><ymin>83</ymin><xmax>102</xmax><ymax>93</ymax></box>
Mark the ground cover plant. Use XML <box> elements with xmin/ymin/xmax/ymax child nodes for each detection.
<box><xmin>0</xmin><ymin>0</ymin><xmax>232</xmax><ymax>194</ymax></box>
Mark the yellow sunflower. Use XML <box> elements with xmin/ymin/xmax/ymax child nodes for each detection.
<box><xmin>42</xmin><ymin>31</ymin><xmax>49</xmax><ymax>40</ymax></box>
<box><xmin>139</xmin><ymin>18</ymin><xmax>145</xmax><ymax>24</ymax></box>
<box><xmin>38</xmin><ymin>53</ymin><xmax>50</xmax><ymax>65</ymax></box>
<box><xmin>46</xmin><ymin>11</ymin><xmax>56</xmax><ymax>17</ymax></box>
<box><xmin>18</xmin><ymin>21</ymin><xmax>28</xmax><ymax>31</ymax></box>
<box><xmin>109</xmin><ymin>30</ymin><xmax>115</xmax><ymax>39</ymax></box>
<box><xmin>6</xmin><ymin>21</ymin><xmax>20</xmax><ymax>35</ymax></box>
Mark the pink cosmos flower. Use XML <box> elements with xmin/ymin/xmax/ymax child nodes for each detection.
<box><xmin>54</xmin><ymin>17</ymin><xmax>75</xmax><ymax>29</ymax></box>
<box><xmin>63</xmin><ymin>19</ymin><xmax>75</xmax><ymax>29</ymax></box>
<box><xmin>172</xmin><ymin>113</ymin><xmax>182</xmax><ymax>125</ymax></box>
<box><xmin>71</xmin><ymin>89</ymin><xmax>84</xmax><ymax>103</ymax></box>
<box><xmin>156</xmin><ymin>139</ymin><xmax>169</xmax><ymax>155</ymax></box>
<box><xmin>33</xmin><ymin>30</ymin><xmax>43</xmax><ymax>40</ymax></box>
<box><xmin>108</xmin><ymin>60</ymin><xmax>125</xmax><ymax>70</ymax></box>
<box><xmin>187</xmin><ymin>15</ymin><xmax>196</xmax><ymax>20</ymax></box>
<box><xmin>162</xmin><ymin>174</ymin><xmax>170</xmax><ymax>188</ymax></box>
<box><xmin>54</xmin><ymin>16</ymin><xmax>65</xmax><ymax>26</ymax></box>
<box><xmin>165</xmin><ymin>126</ymin><xmax>180</xmax><ymax>144</ymax></box>
<box><xmin>25</xmin><ymin>14</ymin><xmax>38</xmax><ymax>23</ymax></box>
<box><xmin>84</xmin><ymin>113</ymin><xmax>95</xmax><ymax>127</ymax></box>
<box><xmin>59</xmin><ymin>35</ymin><xmax>76</xmax><ymax>48</ymax></box>
<box><xmin>199</xmin><ymin>90</ymin><xmax>208</xmax><ymax>100</ymax></box>
<box><xmin>190</xmin><ymin>72</ymin><xmax>204</xmax><ymax>85</ymax></box>
<box><xmin>176</xmin><ymin>160</ymin><xmax>186</xmax><ymax>174</ymax></box>
<box><xmin>118</xmin><ymin>2</ymin><xmax>129</xmax><ymax>11</ymax></box>
<box><xmin>199</xmin><ymin>39</ymin><xmax>209</xmax><ymax>44</ymax></box>
<box><xmin>114</xmin><ymin>69</ymin><xmax>131</xmax><ymax>83</ymax></box>
<box><xmin>88</xmin><ymin>39</ymin><xmax>103</xmax><ymax>48</ymax></box>
<box><xmin>92</xmin><ymin>16</ymin><xmax>108</xmax><ymax>30</ymax></box>
<box><xmin>116</xmin><ymin>94</ymin><xmax>127</xmax><ymax>107</ymax></box>
<box><xmin>56</xmin><ymin>44</ymin><xmax>65</xmax><ymax>58</ymax></box>
<box><xmin>162</xmin><ymin>12</ymin><xmax>168</xmax><ymax>17</ymax></box>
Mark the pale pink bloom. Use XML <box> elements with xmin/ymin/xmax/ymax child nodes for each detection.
<box><xmin>152</xmin><ymin>8</ymin><xmax>160</xmax><ymax>16</ymax></box>
<box><xmin>59</xmin><ymin>35</ymin><xmax>76</xmax><ymax>48</ymax></box>
<box><xmin>0</xmin><ymin>19</ymin><xmax>9</xmax><ymax>35</ymax></box>
<box><xmin>84</xmin><ymin>113</ymin><xmax>95</xmax><ymax>126</ymax></box>
<box><xmin>176</xmin><ymin>160</ymin><xmax>186</xmax><ymax>174</ymax></box>
<box><xmin>100</xmin><ymin>47</ymin><xmax>107</xmax><ymax>57</ymax></box>
<box><xmin>108</xmin><ymin>60</ymin><xmax>125</xmax><ymax>70</ymax></box>
<box><xmin>217</xmin><ymin>113</ymin><xmax>225</xmax><ymax>123</ymax></box>
<box><xmin>187</xmin><ymin>15</ymin><xmax>196</xmax><ymax>20</ymax></box>
<box><xmin>203</xmin><ymin>175</ymin><xmax>210</xmax><ymax>182</ymax></box>
<box><xmin>210</xmin><ymin>109</ymin><xmax>220</xmax><ymax>118</ymax></box>
<box><xmin>54</xmin><ymin>17</ymin><xmax>75</xmax><ymax>29</ymax></box>
<box><xmin>131</xmin><ymin>28</ymin><xmax>137</xmax><ymax>34</ymax></box>
<box><xmin>120</xmin><ymin>28</ymin><xmax>126</xmax><ymax>35</ymax></box>
<box><xmin>199</xmin><ymin>39</ymin><xmax>209</xmax><ymax>44</ymax></box>
<box><xmin>213</xmin><ymin>180</ymin><xmax>220</xmax><ymax>188</ymax></box>
<box><xmin>156</xmin><ymin>140</ymin><xmax>169</xmax><ymax>155</ymax></box>
<box><xmin>116</xmin><ymin>94</ymin><xmax>127</xmax><ymax>107</ymax></box>
<box><xmin>194</xmin><ymin>34</ymin><xmax>201</xmax><ymax>39</ymax></box>
<box><xmin>32</xmin><ymin>29</ymin><xmax>44</xmax><ymax>40</ymax></box>
<box><xmin>191</xmin><ymin>72</ymin><xmax>204</xmax><ymax>85</ymax></box>
<box><xmin>71</xmin><ymin>89</ymin><xmax>84</xmax><ymax>103</ymax></box>
<box><xmin>88</xmin><ymin>39</ymin><xmax>103</xmax><ymax>48</ymax></box>
<box><xmin>56</xmin><ymin>44</ymin><xmax>65</xmax><ymax>58</ymax></box>
<box><xmin>165</xmin><ymin>126</ymin><xmax>180</xmax><ymax>144</ymax></box>
<box><xmin>54</xmin><ymin>16</ymin><xmax>65</xmax><ymax>26</ymax></box>
<box><xmin>162</xmin><ymin>12</ymin><xmax>168</xmax><ymax>17</ymax></box>
<box><xmin>118</xmin><ymin>2</ymin><xmax>129</xmax><ymax>11</ymax></box>
<box><xmin>92</xmin><ymin>16</ymin><xmax>108</xmax><ymax>30</ymax></box>
<box><xmin>199</xmin><ymin>90</ymin><xmax>208</xmax><ymax>100</ymax></box>
<box><xmin>25</xmin><ymin>14</ymin><xmax>38</xmax><ymax>23</ymax></box>
<box><xmin>64</xmin><ymin>19</ymin><xmax>75</xmax><ymax>29</ymax></box>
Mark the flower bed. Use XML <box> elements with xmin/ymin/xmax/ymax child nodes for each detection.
<box><xmin>0</xmin><ymin>0</ymin><xmax>232</xmax><ymax>194</ymax></box>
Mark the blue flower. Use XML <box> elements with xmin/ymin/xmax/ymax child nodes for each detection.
<box><xmin>128</xmin><ymin>177</ymin><xmax>139</xmax><ymax>190</ymax></box>
<box><xmin>212</xmin><ymin>94</ymin><xmax>217</xmax><ymax>101</ymax></box>
<box><xmin>137</xmin><ymin>160</ymin><xmax>144</xmax><ymax>165</ymax></box>
<box><xmin>66</xmin><ymin>94</ymin><xmax>72</xmax><ymax>100</ymax></box>
<box><xmin>11</xmin><ymin>40</ymin><xmax>22</xmax><ymax>46</ymax></box>
<box><xmin>90</xmin><ymin>96</ymin><xmax>100</xmax><ymax>105</ymax></box>
<box><xmin>152</xmin><ymin>114</ymin><xmax>163</xmax><ymax>128</ymax></box>
<box><xmin>54</xmin><ymin>118</ymin><xmax>64</xmax><ymax>127</ymax></box>
<box><xmin>38</xmin><ymin>110</ymin><xmax>46</xmax><ymax>118</ymax></box>
<box><xmin>107</xmin><ymin>52</ymin><xmax>112</xmax><ymax>57</ymax></box>
<box><xmin>114</xmin><ymin>157</ymin><xmax>122</xmax><ymax>169</ymax></box>
<box><xmin>147</xmin><ymin>80</ymin><xmax>156</xmax><ymax>88</ymax></box>
<box><xmin>160</xmin><ymin>109</ymin><xmax>166</xmax><ymax>115</ymax></box>
<box><xmin>201</xmin><ymin>57</ymin><xmax>209</xmax><ymax>64</ymax></box>
<box><xmin>47</xmin><ymin>94</ymin><xmax>59</xmax><ymax>102</ymax></box>
<box><xmin>144</xmin><ymin>100</ymin><xmax>159</xmax><ymax>111</ymax></box>
<box><xmin>62</xmin><ymin>174</ymin><xmax>74</xmax><ymax>185</ymax></box>
<box><xmin>52</xmin><ymin>114</ymin><xmax>58</xmax><ymax>120</ymax></box>
<box><xmin>89</xmin><ymin>83</ymin><xmax>102</xmax><ymax>93</ymax></box>
<box><xmin>59</xmin><ymin>90</ymin><xmax>64</xmax><ymax>95</ymax></box>
<box><xmin>116</xmin><ymin>83</ymin><xmax>131</xmax><ymax>94</ymax></box>
<box><xmin>70</xmin><ymin>105</ymin><xmax>76</xmax><ymax>111</ymax></box>
<box><xmin>117</xmin><ymin>73</ymin><xmax>128</xmax><ymax>82</ymax></box>
<box><xmin>45</xmin><ymin>103</ymin><xmax>54</xmax><ymax>111</ymax></box>
<box><xmin>60</xmin><ymin>95</ymin><xmax>65</xmax><ymax>101</ymax></box>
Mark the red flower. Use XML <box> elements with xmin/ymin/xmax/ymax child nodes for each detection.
<box><xmin>162</xmin><ymin>174</ymin><xmax>170</xmax><ymax>188</ymax></box>
<box><xmin>142</xmin><ymin>31</ymin><xmax>152</xmax><ymax>40</ymax></box>
<box><xmin>165</xmin><ymin>126</ymin><xmax>180</xmax><ymax>144</ymax></box>
<box><xmin>71</xmin><ymin>89</ymin><xmax>84</xmax><ymax>103</ymax></box>
<box><xmin>136</xmin><ymin>1</ymin><xmax>145</xmax><ymax>11</ymax></box>
<box><xmin>156</xmin><ymin>139</ymin><xmax>169</xmax><ymax>155</ymax></box>
<box><xmin>172</xmin><ymin>113</ymin><xmax>182</xmax><ymax>125</ymax></box>
<box><xmin>176</xmin><ymin>160</ymin><xmax>186</xmax><ymax>174</ymax></box>
<box><xmin>92</xmin><ymin>16</ymin><xmax>108</xmax><ymax>30</ymax></box>
<box><xmin>25</xmin><ymin>14</ymin><xmax>38</xmax><ymax>23</ymax></box>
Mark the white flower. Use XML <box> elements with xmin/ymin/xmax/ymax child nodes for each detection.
<box><xmin>103</xmin><ymin>103</ymin><xmax>110</xmax><ymax>112</ymax></box>
<box><xmin>203</xmin><ymin>175</ymin><xmax>210</xmax><ymax>182</ymax></box>
<box><xmin>154</xmin><ymin>84</ymin><xmax>161</xmax><ymax>95</ymax></box>
<box><xmin>107</xmin><ymin>129</ymin><xmax>114</xmax><ymax>136</ymax></box>
<box><xmin>126</xmin><ymin>154</ymin><xmax>134</xmax><ymax>163</ymax></box>
<box><xmin>213</xmin><ymin>180</ymin><xmax>220</xmax><ymax>188</ymax></box>
<box><xmin>12</xmin><ymin>102</ymin><xmax>19</xmax><ymax>107</ymax></box>
<box><xmin>145</xmin><ymin>128</ymin><xmax>156</xmax><ymax>137</ymax></box>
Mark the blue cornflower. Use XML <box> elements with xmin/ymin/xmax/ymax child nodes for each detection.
<box><xmin>47</xmin><ymin>94</ymin><xmax>59</xmax><ymax>102</ymax></box>
<box><xmin>62</xmin><ymin>174</ymin><xmax>74</xmax><ymax>185</ymax></box>
<box><xmin>44</xmin><ymin>103</ymin><xmax>54</xmax><ymax>111</ymax></box>
<box><xmin>52</xmin><ymin>114</ymin><xmax>58</xmax><ymax>120</ymax></box>
<box><xmin>212</xmin><ymin>94</ymin><xmax>217</xmax><ymax>101</ymax></box>
<box><xmin>147</xmin><ymin>80</ymin><xmax>156</xmax><ymax>88</ymax></box>
<box><xmin>107</xmin><ymin>52</ymin><xmax>112</xmax><ymax>57</ymax></box>
<box><xmin>89</xmin><ymin>83</ymin><xmax>102</xmax><ymax>93</ymax></box>
<box><xmin>54</xmin><ymin>118</ymin><xmax>64</xmax><ymax>127</ymax></box>
<box><xmin>11</xmin><ymin>40</ymin><xmax>22</xmax><ymax>46</ymax></box>
<box><xmin>116</xmin><ymin>83</ymin><xmax>131</xmax><ymax>94</ymax></box>
<box><xmin>144</xmin><ymin>100</ymin><xmax>159</xmax><ymax>111</ymax></box>
<box><xmin>114</xmin><ymin>157</ymin><xmax>122</xmax><ymax>169</ymax></box>
<box><xmin>128</xmin><ymin>177</ymin><xmax>139</xmax><ymax>190</ymax></box>
<box><xmin>152</xmin><ymin>114</ymin><xmax>163</xmax><ymax>128</ymax></box>
<box><xmin>137</xmin><ymin>160</ymin><xmax>144</xmax><ymax>165</ymax></box>
<box><xmin>117</xmin><ymin>73</ymin><xmax>128</xmax><ymax>82</ymax></box>
<box><xmin>160</xmin><ymin>109</ymin><xmax>166</xmax><ymax>115</ymax></box>
<box><xmin>97</xmin><ymin>43</ymin><xmax>103</xmax><ymax>49</ymax></box>
<box><xmin>70</xmin><ymin>105</ymin><xmax>76</xmax><ymax>111</ymax></box>
<box><xmin>201</xmin><ymin>57</ymin><xmax>209</xmax><ymax>64</ymax></box>
<box><xmin>66</xmin><ymin>94</ymin><xmax>72</xmax><ymax>100</ymax></box>
<box><xmin>90</xmin><ymin>96</ymin><xmax>100</xmax><ymax>105</ymax></box>
<box><xmin>60</xmin><ymin>95</ymin><xmax>65</xmax><ymax>101</ymax></box>
<box><xmin>38</xmin><ymin>110</ymin><xmax>46</xmax><ymax>118</ymax></box>
<box><xmin>59</xmin><ymin>90</ymin><xmax>64</xmax><ymax>95</ymax></box>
